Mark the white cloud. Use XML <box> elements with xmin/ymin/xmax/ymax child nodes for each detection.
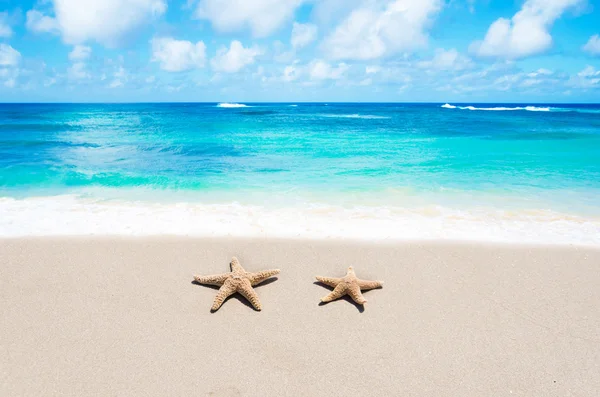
<box><xmin>0</xmin><ymin>44</ymin><xmax>21</xmax><ymax>67</ymax></box>
<box><xmin>151</xmin><ymin>37</ymin><xmax>206</xmax><ymax>72</ymax></box>
<box><xmin>583</xmin><ymin>34</ymin><xmax>600</xmax><ymax>56</ymax></box>
<box><xmin>282</xmin><ymin>64</ymin><xmax>300</xmax><ymax>82</ymax></box>
<box><xmin>291</xmin><ymin>22</ymin><xmax>317</xmax><ymax>49</ymax></box>
<box><xmin>27</xmin><ymin>0</ymin><xmax>166</xmax><ymax>46</ymax></box>
<box><xmin>470</xmin><ymin>0</ymin><xmax>584</xmax><ymax>59</ymax></box>
<box><xmin>195</xmin><ymin>0</ymin><xmax>305</xmax><ymax>38</ymax></box>
<box><xmin>67</xmin><ymin>62</ymin><xmax>90</xmax><ymax>80</ymax></box>
<box><xmin>69</xmin><ymin>45</ymin><xmax>92</xmax><ymax>61</ymax></box>
<box><xmin>211</xmin><ymin>40</ymin><xmax>262</xmax><ymax>73</ymax></box>
<box><xmin>26</xmin><ymin>10</ymin><xmax>59</xmax><ymax>34</ymax></box>
<box><xmin>418</xmin><ymin>48</ymin><xmax>472</xmax><ymax>71</ymax></box>
<box><xmin>0</xmin><ymin>67</ymin><xmax>19</xmax><ymax>88</ymax></box>
<box><xmin>578</xmin><ymin>66</ymin><xmax>600</xmax><ymax>78</ymax></box>
<box><xmin>0</xmin><ymin>12</ymin><xmax>13</xmax><ymax>38</ymax></box>
<box><xmin>321</xmin><ymin>0</ymin><xmax>443</xmax><ymax>61</ymax></box>
<box><xmin>309</xmin><ymin>60</ymin><xmax>349</xmax><ymax>80</ymax></box>
<box><xmin>109</xmin><ymin>66</ymin><xmax>127</xmax><ymax>88</ymax></box>
<box><xmin>569</xmin><ymin>65</ymin><xmax>600</xmax><ymax>88</ymax></box>
<box><xmin>527</xmin><ymin>68</ymin><xmax>553</xmax><ymax>77</ymax></box>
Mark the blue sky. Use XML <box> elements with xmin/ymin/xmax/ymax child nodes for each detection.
<box><xmin>0</xmin><ymin>0</ymin><xmax>599</xmax><ymax>102</ymax></box>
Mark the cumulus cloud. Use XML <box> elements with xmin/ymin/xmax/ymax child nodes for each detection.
<box><xmin>0</xmin><ymin>44</ymin><xmax>21</xmax><ymax>67</ymax></box>
<box><xmin>321</xmin><ymin>0</ymin><xmax>443</xmax><ymax>61</ymax></box>
<box><xmin>308</xmin><ymin>60</ymin><xmax>349</xmax><ymax>80</ymax></box>
<box><xmin>26</xmin><ymin>10</ymin><xmax>59</xmax><ymax>34</ymax></box>
<box><xmin>195</xmin><ymin>0</ymin><xmax>305</xmax><ymax>38</ymax></box>
<box><xmin>470</xmin><ymin>0</ymin><xmax>584</xmax><ymax>59</ymax></box>
<box><xmin>151</xmin><ymin>37</ymin><xmax>207</xmax><ymax>72</ymax></box>
<box><xmin>291</xmin><ymin>22</ymin><xmax>317</xmax><ymax>49</ymax></box>
<box><xmin>0</xmin><ymin>12</ymin><xmax>13</xmax><ymax>38</ymax></box>
<box><xmin>418</xmin><ymin>48</ymin><xmax>472</xmax><ymax>71</ymax></box>
<box><xmin>26</xmin><ymin>0</ymin><xmax>166</xmax><ymax>46</ymax></box>
<box><xmin>211</xmin><ymin>40</ymin><xmax>262</xmax><ymax>73</ymax></box>
<box><xmin>583</xmin><ymin>34</ymin><xmax>600</xmax><ymax>56</ymax></box>
<box><xmin>69</xmin><ymin>45</ymin><xmax>92</xmax><ymax>61</ymax></box>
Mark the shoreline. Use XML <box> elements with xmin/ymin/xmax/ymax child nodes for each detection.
<box><xmin>2</xmin><ymin>237</ymin><xmax>599</xmax><ymax>396</ymax></box>
<box><xmin>2</xmin><ymin>195</ymin><xmax>599</xmax><ymax>246</ymax></box>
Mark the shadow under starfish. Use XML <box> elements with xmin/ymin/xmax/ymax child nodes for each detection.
<box><xmin>192</xmin><ymin>278</ymin><xmax>279</xmax><ymax>312</ymax></box>
<box><xmin>315</xmin><ymin>266</ymin><xmax>383</xmax><ymax>312</ymax></box>
<box><xmin>193</xmin><ymin>257</ymin><xmax>280</xmax><ymax>312</ymax></box>
<box><xmin>314</xmin><ymin>281</ymin><xmax>367</xmax><ymax>313</ymax></box>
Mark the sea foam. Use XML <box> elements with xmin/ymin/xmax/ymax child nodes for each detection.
<box><xmin>1</xmin><ymin>196</ymin><xmax>598</xmax><ymax>246</ymax></box>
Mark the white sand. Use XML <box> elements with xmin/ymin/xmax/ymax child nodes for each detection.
<box><xmin>1</xmin><ymin>238</ymin><xmax>599</xmax><ymax>396</ymax></box>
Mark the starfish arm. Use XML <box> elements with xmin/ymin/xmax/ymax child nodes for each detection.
<box><xmin>248</xmin><ymin>269</ymin><xmax>280</xmax><ymax>286</ymax></box>
<box><xmin>194</xmin><ymin>273</ymin><xmax>230</xmax><ymax>286</ymax></box>
<box><xmin>347</xmin><ymin>284</ymin><xmax>367</xmax><ymax>305</ymax></box>
<box><xmin>320</xmin><ymin>283</ymin><xmax>347</xmax><ymax>303</ymax></box>
<box><xmin>238</xmin><ymin>279</ymin><xmax>263</xmax><ymax>311</ymax></box>
<box><xmin>230</xmin><ymin>257</ymin><xmax>244</xmax><ymax>273</ymax></box>
<box><xmin>211</xmin><ymin>280</ymin><xmax>237</xmax><ymax>311</ymax></box>
<box><xmin>357</xmin><ymin>279</ymin><xmax>383</xmax><ymax>290</ymax></box>
<box><xmin>315</xmin><ymin>276</ymin><xmax>342</xmax><ymax>288</ymax></box>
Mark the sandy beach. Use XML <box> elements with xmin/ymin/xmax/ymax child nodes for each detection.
<box><xmin>1</xmin><ymin>237</ymin><xmax>599</xmax><ymax>396</ymax></box>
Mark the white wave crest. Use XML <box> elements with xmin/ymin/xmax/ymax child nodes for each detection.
<box><xmin>443</xmin><ymin>104</ymin><xmax>551</xmax><ymax>112</ymax></box>
<box><xmin>319</xmin><ymin>113</ymin><xmax>390</xmax><ymax>119</ymax></box>
<box><xmin>217</xmin><ymin>103</ymin><xmax>249</xmax><ymax>108</ymax></box>
<box><xmin>524</xmin><ymin>106</ymin><xmax>551</xmax><ymax>112</ymax></box>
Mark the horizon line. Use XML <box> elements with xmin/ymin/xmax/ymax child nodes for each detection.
<box><xmin>1</xmin><ymin>101</ymin><xmax>600</xmax><ymax>105</ymax></box>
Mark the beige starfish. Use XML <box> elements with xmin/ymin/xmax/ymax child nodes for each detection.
<box><xmin>194</xmin><ymin>257</ymin><xmax>280</xmax><ymax>311</ymax></box>
<box><xmin>316</xmin><ymin>266</ymin><xmax>383</xmax><ymax>305</ymax></box>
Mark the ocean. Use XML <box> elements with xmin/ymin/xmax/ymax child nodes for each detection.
<box><xmin>1</xmin><ymin>102</ymin><xmax>599</xmax><ymax>244</ymax></box>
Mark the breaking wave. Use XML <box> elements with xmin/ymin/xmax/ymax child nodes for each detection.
<box><xmin>217</xmin><ymin>103</ymin><xmax>249</xmax><ymax>108</ymax></box>
<box><xmin>442</xmin><ymin>104</ymin><xmax>551</xmax><ymax>112</ymax></box>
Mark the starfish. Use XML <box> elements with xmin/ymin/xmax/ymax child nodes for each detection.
<box><xmin>316</xmin><ymin>266</ymin><xmax>383</xmax><ymax>305</ymax></box>
<box><xmin>194</xmin><ymin>257</ymin><xmax>280</xmax><ymax>311</ymax></box>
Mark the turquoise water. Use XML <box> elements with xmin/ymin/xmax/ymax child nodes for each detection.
<box><xmin>1</xmin><ymin>102</ymin><xmax>599</xmax><ymax>242</ymax></box>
